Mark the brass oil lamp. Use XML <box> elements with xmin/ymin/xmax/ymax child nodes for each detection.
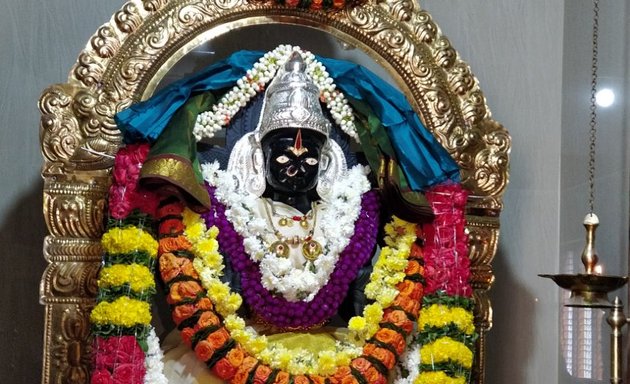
<box><xmin>539</xmin><ymin>1</ymin><xmax>628</xmax><ymax>382</ymax></box>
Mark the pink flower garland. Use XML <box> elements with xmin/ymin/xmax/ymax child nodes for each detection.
<box><xmin>91</xmin><ymin>336</ymin><xmax>146</xmax><ymax>384</ymax></box>
<box><xmin>108</xmin><ymin>143</ymin><xmax>158</xmax><ymax>220</ymax></box>
<box><xmin>423</xmin><ymin>183</ymin><xmax>472</xmax><ymax>297</ymax></box>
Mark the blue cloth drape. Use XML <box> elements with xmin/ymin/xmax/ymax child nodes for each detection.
<box><xmin>115</xmin><ymin>50</ymin><xmax>460</xmax><ymax>191</ymax></box>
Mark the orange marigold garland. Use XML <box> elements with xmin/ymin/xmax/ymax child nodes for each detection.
<box><xmin>157</xmin><ymin>196</ymin><xmax>428</xmax><ymax>383</ymax></box>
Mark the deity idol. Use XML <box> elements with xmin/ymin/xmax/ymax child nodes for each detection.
<box><xmin>92</xmin><ymin>46</ymin><xmax>473</xmax><ymax>384</ymax></box>
<box><xmin>160</xmin><ymin>52</ymin><xmax>381</xmax><ymax>383</ymax></box>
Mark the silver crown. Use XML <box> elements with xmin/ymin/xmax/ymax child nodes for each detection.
<box><xmin>257</xmin><ymin>52</ymin><xmax>331</xmax><ymax>140</ymax></box>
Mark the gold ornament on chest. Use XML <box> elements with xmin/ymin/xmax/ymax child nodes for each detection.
<box><xmin>265</xmin><ymin>200</ymin><xmax>323</xmax><ymax>261</ymax></box>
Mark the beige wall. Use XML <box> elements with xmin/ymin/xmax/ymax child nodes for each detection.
<box><xmin>0</xmin><ymin>1</ymin><xmax>627</xmax><ymax>383</ymax></box>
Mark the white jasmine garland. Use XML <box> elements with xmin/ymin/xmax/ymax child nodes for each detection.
<box><xmin>201</xmin><ymin>162</ymin><xmax>370</xmax><ymax>302</ymax></box>
<box><xmin>394</xmin><ymin>343</ymin><xmax>421</xmax><ymax>384</ymax></box>
<box><xmin>143</xmin><ymin>327</ymin><xmax>168</xmax><ymax>384</ymax></box>
<box><xmin>193</xmin><ymin>45</ymin><xmax>359</xmax><ymax>142</ymax></box>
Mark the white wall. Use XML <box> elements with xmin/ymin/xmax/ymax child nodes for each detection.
<box><xmin>422</xmin><ymin>2</ymin><xmax>565</xmax><ymax>383</ymax></box>
<box><xmin>0</xmin><ymin>1</ymin><xmax>627</xmax><ymax>384</ymax></box>
<box><xmin>425</xmin><ymin>1</ymin><xmax>629</xmax><ymax>383</ymax></box>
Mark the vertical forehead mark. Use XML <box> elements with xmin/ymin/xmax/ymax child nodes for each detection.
<box><xmin>288</xmin><ymin>129</ymin><xmax>309</xmax><ymax>157</ymax></box>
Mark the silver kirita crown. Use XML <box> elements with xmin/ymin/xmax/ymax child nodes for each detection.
<box><xmin>257</xmin><ymin>52</ymin><xmax>331</xmax><ymax>140</ymax></box>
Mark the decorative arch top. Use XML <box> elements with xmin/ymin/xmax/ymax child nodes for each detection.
<box><xmin>39</xmin><ymin>0</ymin><xmax>510</xmax><ymax>210</ymax></box>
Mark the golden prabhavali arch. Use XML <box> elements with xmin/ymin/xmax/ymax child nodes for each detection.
<box><xmin>39</xmin><ymin>0</ymin><xmax>510</xmax><ymax>383</ymax></box>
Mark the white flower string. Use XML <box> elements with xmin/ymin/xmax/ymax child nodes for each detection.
<box><xmin>193</xmin><ymin>45</ymin><xmax>359</xmax><ymax>142</ymax></box>
<box><xmin>394</xmin><ymin>344</ymin><xmax>421</xmax><ymax>384</ymax></box>
<box><xmin>143</xmin><ymin>328</ymin><xmax>168</xmax><ymax>384</ymax></box>
<box><xmin>201</xmin><ymin>162</ymin><xmax>370</xmax><ymax>302</ymax></box>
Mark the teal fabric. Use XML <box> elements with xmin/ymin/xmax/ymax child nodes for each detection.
<box><xmin>116</xmin><ymin>51</ymin><xmax>262</xmax><ymax>142</ymax></box>
<box><xmin>115</xmin><ymin>50</ymin><xmax>460</xmax><ymax>191</ymax></box>
<box><xmin>319</xmin><ymin>57</ymin><xmax>460</xmax><ymax>188</ymax></box>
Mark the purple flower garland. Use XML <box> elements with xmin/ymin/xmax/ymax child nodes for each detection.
<box><xmin>202</xmin><ymin>186</ymin><xmax>380</xmax><ymax>329</ymax></box>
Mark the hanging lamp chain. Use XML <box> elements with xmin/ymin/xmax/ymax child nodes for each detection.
<box><xmin>588</xmin><ymin>0</ymin><xmax>599</xmax><ymax>215</ymax></box>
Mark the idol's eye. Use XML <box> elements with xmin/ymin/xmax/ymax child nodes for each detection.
<box><xmin>305</xmin><ymin>157</ymin><xmax>318</xmax><ymax>166</ymax></box>
<box><xmin>275</xmin><ymin>155</ymin><xmax>290</xmax><ymax>164</ymax></box>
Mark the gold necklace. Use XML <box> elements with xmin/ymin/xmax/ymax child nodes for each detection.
<box><xmin>263</xmin><ymin>200</ymin><xmax>323</xmax><ymax>261</ymax></box>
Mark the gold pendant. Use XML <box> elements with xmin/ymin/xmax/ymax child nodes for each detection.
<box><xmin>270</xmin><ymin>241</ymin><xmax>290</xmax><ymax>258</ymax></box>
<box><xmin>302</xmin><ymin>240</ymin><xmax>322</xmax><ymax>261</ymax></box>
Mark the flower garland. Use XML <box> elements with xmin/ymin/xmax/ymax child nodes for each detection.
<box><xmin>157</xmin><ymin>196</ymin><xmax>428</xmax><ymax>383</ymax></box>
<box><xmin>395</xmin><ymin>183</ymin><xmax>477</xmax><ymax>384</ymax></box>
<box><xmin>202</xmin><ymin>162</ymin><xmax>373</xmax><ymax>304</ymax></box>
<box><xmin>90</xmin><ymin>145</ymin><xmax>477</xmax><ymax>384</ymax></box>
<box><xmin>271</xmin><ymin>0</ymin><xmax>356</xmax><ymax>11</ymax></box>
<box><xmin>90</xmin><ymin>143</ymin><xmax>166</xmax><ymax>384</ymax></box>
<box><xmin>193</xmin><ymin>45</ymin><xmax>358</xmax><ymax>142</ymax></box>
<box><xmin>204</xmin><ymin>186</ymin><xmax>380</xmax><ymax>329</ymax></box>
<box><xmin>347</xmin><ymin>217</ymin><xmax>420</xmax><ymax>341</ymax></box>
<box><xmin>187</xmin><ymin>206</ymin><xmax>362</xmax><ymax>375</ymax></box>
<box><xmin>203</xmin><ymin>180</ymin><xmax>380</xmax><ymax>330</ymax></box>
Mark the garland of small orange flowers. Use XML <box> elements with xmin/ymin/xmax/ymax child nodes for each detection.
<box><xmin>156</xmin><ymin>197</ymin><xmax>426</xmax><ymax>383</ymax></box>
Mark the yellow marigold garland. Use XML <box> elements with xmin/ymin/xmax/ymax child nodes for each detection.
<box><xmin>349</xmin><ymin>216</ymin><xmax>416</xmax><ymax>340</ymax></box>
<box><xmin>418</xmin><ymin>304</ymin><xmax>475</xmax><ymax>335</ymax></box>
<box><xmin>98</xmin><ymin>263</ymin><xmax>156</xmax><ymax>293</ymax></box>
<box><xmin>415</xmin><ymin>371</ymin><xmax>467</xmax><ymax>384</ymax></box>
<box><xmin>101</xmin><ymin>226</ymin><xmax>158</xmax><ymax>258</ymax></box>
<box><xmin>419</xmin><ymin>336</ymin><xmax>473</xmax><ymax>369</ymax></box>
<box><xmin>90</xmin><ymin>296</ymin><xmax>152</xmax><ymax>328</ymax></box>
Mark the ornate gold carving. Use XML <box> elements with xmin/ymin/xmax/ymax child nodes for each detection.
<box><xmin>41</xmin><ymin>262</ymin><xmax>100</xmax><ymax>300</ymax></box>
<box><xmin>43</xmin><ymin>180</ymin><xmax>108</xmax><ymax>238</ymax></box>
<box><xmin>410</xmin><ymin>10</ymin><xmax>437</xmax><ymax>43</ymax></box>
<box><xmin>379</xmin><ymin>0</ymin><xmax>414</xmax><ymax>23</ymax></box>
<box><xmin>143</xmin><ymin>0</ymin><xmax>169</xmax><ymax>12</ymax></box>
<box><xmin>44</xmin><ymin>237</ymin><xmax>103</xmax><ymax>262</ymax></box>
<box><xmin>466</xmin><ymin>217</ymin><xmax>499</xmax><ymax>292</ymax></box>
<box><xmin>45</xmin><ymin>305</ymin><xmax>93</xmax><ymax>384</ymax></box>
<box><xmin>40</xmin><ymin>1</ymin><xmax>511</xmax><ymax>384</ymax></box>
<box><xmin>473</xmin><ymin>289</ymin><xmax>493</xmax><ymax>331</ymax></box>
<box><xmin>41</xmin><ymin>236</ymin><xmax>102</xmax><ymax>303</ymax></box>
<box><xmin>115</xmin><ymin>3</ymin><xmax>144</xmax><ymax>34</ymax></box>
<box><xmin>74</xmin><ymin>52</ymin><xmax>106</xmax><ymax>89</ymax></box>
<box><xmin>448</xmin><ymin>62</ymin><xmax>476</xmax><ymax>96</ymax></box>
<box><xmin>91</xmin><ymin>26</ymin><xmax>122</xmax><ymax>59</ymax></box>
<box><xmin>39</xmin><ymin>85</ymin><xmax>83</xmax><ymax>170</ymax></box>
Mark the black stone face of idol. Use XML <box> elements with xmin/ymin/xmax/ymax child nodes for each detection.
<box><xmin>262</xmin><ymin>128</ymin><xmax>325</xmax><ymax>194</ymax></box>
<box><xmin>261</xmin><ymin>128</ymin><xmax>326</xmax><ymax>213</ymax></box>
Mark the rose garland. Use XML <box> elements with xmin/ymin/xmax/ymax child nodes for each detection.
<box><xmin>193</xmin><ymin>45</ymin><xmax>358</xmax><ymax>142</ymax></box>
<box><xmin>89</xmin><ymin>143</ymin><xmax>166</xmax><ymax>384</ymax></box>
<box><xmin>157</xmin><ymin>196</ymin><xmax>428</xmax><ymax>383</ymax></box>
<box><xmin>395</xmin><ymin>183</ymin><xmax>477</xmax><ymax>384</ymax></box>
